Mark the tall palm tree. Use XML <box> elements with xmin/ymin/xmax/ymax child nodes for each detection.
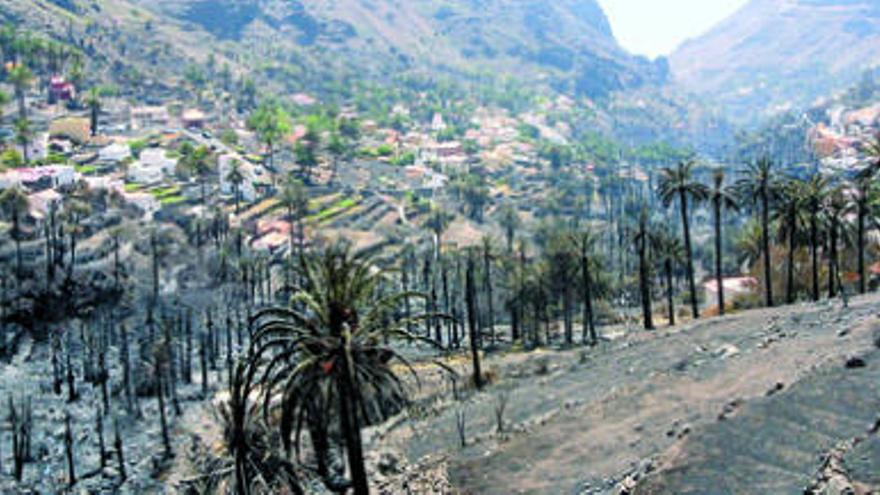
<box><xmin>658</xmin><ymin>160</ymin><xmax>708</xmax><ymax>319</ymax></box>
<box><xmin>856</xmin><ymin>161</ymin><xmax>880</xmax><ymax>294</ymax></box>
<box><xmin>247</xmin><ymin>102</ymin><xmax>292</xmax><ymax>184</ymax></box>
<box><xmin>736</xmin><ymin>157</ymin><xmax>777</xmax><ymax>307</ymax></box>
<box><xmin>280</xmin><ymin>178</ymin><xmax>309</xmax><ymax>287</ymax></box>
<box><xmin>250</xmin><ymin>242</ymin><xmax>445</xmax><ymax>495</ymax></box>
<box><xmin>480</xmin><ymin>235</ymin><xmax>496</xmax><ymax>345</ymax></box>
<box><xmin>85</xmin><ymin>87</ymin><xmax>101</xmax><ymax>137</ymax></box>
<box><xmin>62</xmin><ymin>197</ymin><xmax>91</xmax><ymax>281</ymax></box>
<box><xmin>0</xmin><ymin>90</ymin><xmax>10</xmax><ymax>129</ymax></box>
<box><xmin>773</xmin><ymin>177</ymin><xmax>807</xmax><ymax>304</ymax></box>
<box><xmin>182</xmin><ymin>145</ymin><xmax>214</xmax><ymax>247</ymax></box>
<box><xmin>709</xmin><ymin>169</ymin><xmax>738</xmax><ymax>314</ymax></box>
<box><xmin>652</xmin><ymin>229</ymin><xmax>685</xmax><ymax>327</ymax></box>
<box><xmin>225</xmin><ymin>160</ymin><xmax>245</xmax><ymax>215</ymax></box>
<box><xmin>425</xmin><ymin>206</ymin><xmax>451</xmax><ymax>259</ymax></box>
<box><xmin>0</xmin><ymin>186</ymin><xmax>29</xmax><ymax>277</ymax></box>
<box><xmin>498</xmin><ymin>204</ymin><xmax>521</xmax><ymax>253</ymax></box>
<box><xmin>8</xmin><ymin>65</ymin><xmax>33</xmax><ymax>120</ymax></box>
<box><xmin>803</xmin><ymin>173</ymin><xmax>830</xmax><ymax>301</ymax></box>
<box><xmin>13</xmin><ymin>117</ymin><xmax>32</xmax><ymax>163</ymax></box>
<box><xmin>825</xmin><ymin>187</ymin><xmax>853</xmax><ymax>299</ymax></box>
<box><xmin>856</xmin><ymin>134</ymin><xmax>880</xmax><ymax>180</ymax></box>
<box><xmin>569</xmin><ymin>229</ymin><xmax>598</xmax><ymax>345</ymax></box>
<box><xmin>633</xmin><ymin>206</ymin><xmax>654</xmax><ymax>330</ymax></box>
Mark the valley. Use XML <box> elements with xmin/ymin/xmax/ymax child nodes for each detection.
<box><xmin>0</xmin><ymin>1</ymin><xmax>878</xmax><ymax>494</ymax></box>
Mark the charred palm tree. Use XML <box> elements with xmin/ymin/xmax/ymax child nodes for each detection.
<box><xmin>0</xmin><ymin>187</ymin><xmax>29</xmax><ymax>279</ymax></box>
<box><xmin>803</xmin><ymin>173</ymin><xmax>830</xmax><ymax>301</ymax></box>
<box><xmin>569</xmin><ymin>229</ymin><xmax>599</xmax><ymax>345</ymax></box>
<box><xmin>773</xmin><ymin>177</ymin><xmax>808</xmax><ymax>304</ymax></box>
<box><xmin>855</xmin><ymin>172</ymin><xmax>880</xmax><ymax>294</ymax></box>
<box><xmin>652</xmin><ymin>229</ymin><xmax>685</xmax><ymax>326</ymax></box>
<box><xmin>736</xmin><ymin>157</ymin><xmax>778</xmax><ymax>307</ymax></box>
<box><xmin>216</xmin><ymin>355</ymin><xmax>303</xmax><ymax>495</ymax></box>
<box><xmin>658</xmin><ymin>160</ymin><xmax>708</xmax><ymax>319</ymax></box>
<box><xmin>709</xmin><ymin>169</ymin><xmax>739</xmax><ymax>314</ymax></box>
<box><xmin>498</xmin><ymin>204</ymin><xmax>521</xmax><ymax>254</ymax></box>
<box><xmin>633</xmin><ymin>207</ymin><xmax>655</xmax><ymax>330</ymax></box>
<box><xmin>825</xmin><ymin>187</ymin><xmax>854</xmax><ymax>299</ymax></box>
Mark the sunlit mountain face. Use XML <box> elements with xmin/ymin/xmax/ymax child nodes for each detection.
<box><xmin>671</xmin><ymin>0</ymin><xmax>880</xmax><ymax>123</ymax></box>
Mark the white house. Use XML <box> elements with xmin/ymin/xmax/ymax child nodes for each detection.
<box><xmin>13</xmin><ymin>165</ymin><xmax>77</xmax><ymax>191</ymax></box>
<box><xmin>98</xmin><ymin>143</ymin><xmax>131</xmax><ymax>164</ymax></box>
<box><xmin>127</xmin><ymin>148</ymin><xmax>177</xmax><ymax>184</ymax></box>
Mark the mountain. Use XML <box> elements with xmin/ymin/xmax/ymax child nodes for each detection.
<box><xmin>0</xmin><ymin>0</ymin><xmax>723</xmax><ymax>147</ymax></box>
<box><xmin>670</xmin><ymin>0</ymin><xmax>880</xmax><ymax>123</ymax></box>
<box><xmin>129</xmin><ymin>0</ymin><xmax>669</xmax><ymax>99</ymax></box>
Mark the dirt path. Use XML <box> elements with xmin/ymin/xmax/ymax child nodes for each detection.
<box><xmin>374</xmin><ymin>295</ymin><xmax>880</xmax><ymax>494</ymax></box>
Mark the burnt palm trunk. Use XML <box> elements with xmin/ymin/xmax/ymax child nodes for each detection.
<box><xmin>786</xmin><ymin>213</ymin><xmax>797</xmax><ymax>304</ymax></box>
<box><xmin>337</xmin><ymin>347</ymin><xmax>369</xmax><ymax>495</ymax></box>
<box><xmin>156</xmin><ymin>362</ymin><xmax>171</xmax><ymax>457</ymax></box>
<box><xmin>810</xmin><ymin>210</ymin><xmax>820</xmax><ymax>301</ymax></box>
<box><xmin>679</xmin><ymin>192</ymin><xmax>699</xmax><ymax>319</ymax></box>
<box><xmin>713</xmin><ymin>198</ymin><xmax>725</xmax><ymax>315</ymax></box>
<box><xmin>466</xmin><ymin>256</ymin><xmax>483</xmax><ymax>390</ymax></box>
<box><xmin>12</xmin><ymin>209</ymin><xmax>22</xmax><ymax>278</ymax></box>
<box><xmin>581</xmin><ymin>249</ymin><xmax>596</xmax><ymax>345</ymax></box>
<box><xmin>828</xmin><ymin>219</ymin><xmax>839</xmax><ymax>298</ymax></box>
<box><xmin>858</xmin><ymin>198</ymin><xmax>867</xmax><ymax>294</ymax></box>
<box><xmin>402</xmin><ymin>258</ymin><xmax>412</xmax><ymax>335</ymax></box>
<box><xmin>483</xmin><ymin>249</ymin><xmax>495</xmax><ymax>345</ymax></box>
<box><xmin>665</xmin><ymin>258</ymin><xmax>676</xmax><ymax>326</ymax></box>
<box><xmin>761</xmin><ymin>188</ymin><xmax>774</xmax><ymax>307</ymax></box>
<box><xmin>638</xmin><ymin>231</ymin><xmax>654</xmax><ymax>330</ymax></box>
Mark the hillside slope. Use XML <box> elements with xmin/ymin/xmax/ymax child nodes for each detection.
<box><xmin>130</xmin><ymin>0</ymin><xmax>669</xmax><ymax>99</ymax></box>
<box><xmin>670</xmin><ymin>0</ymin><xmax>880</xmax><ymax>122</ymax></box>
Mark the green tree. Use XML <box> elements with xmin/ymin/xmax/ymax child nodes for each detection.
<box><xmin>326</xmin><ymin>131</ymin><xmax>346</xmax><ymax>186</ymax></box>
<box><xmin>247</xmin><ymin>102</ymin><xmax>291</xmax><ymax>183</ymax></box>
<box><xmin>658</xmin><ymin>160</ymin><xmax>708</xmax><ymax>319</ymax></box>
<box><xmin>294</xmin><ymin>125</ymin><xmax>320</xmax><ymax>184</ymax></box>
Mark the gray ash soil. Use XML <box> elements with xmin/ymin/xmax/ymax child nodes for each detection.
<box><xmin>371</xmin><ymin>295</ymin><xmax>880</xmax><ymax>494</ymax></box>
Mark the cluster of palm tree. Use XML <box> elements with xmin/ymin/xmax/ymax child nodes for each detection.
<box><xmin>649</xmin><ymin>139</ymin><xmax>880</xmax><ymax>328</ymax></box>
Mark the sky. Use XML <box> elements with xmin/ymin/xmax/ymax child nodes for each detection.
<box><xmin>597</xmin><ymin>0</ymin><xmax>749</xmax><ymax>58</ymax></box>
